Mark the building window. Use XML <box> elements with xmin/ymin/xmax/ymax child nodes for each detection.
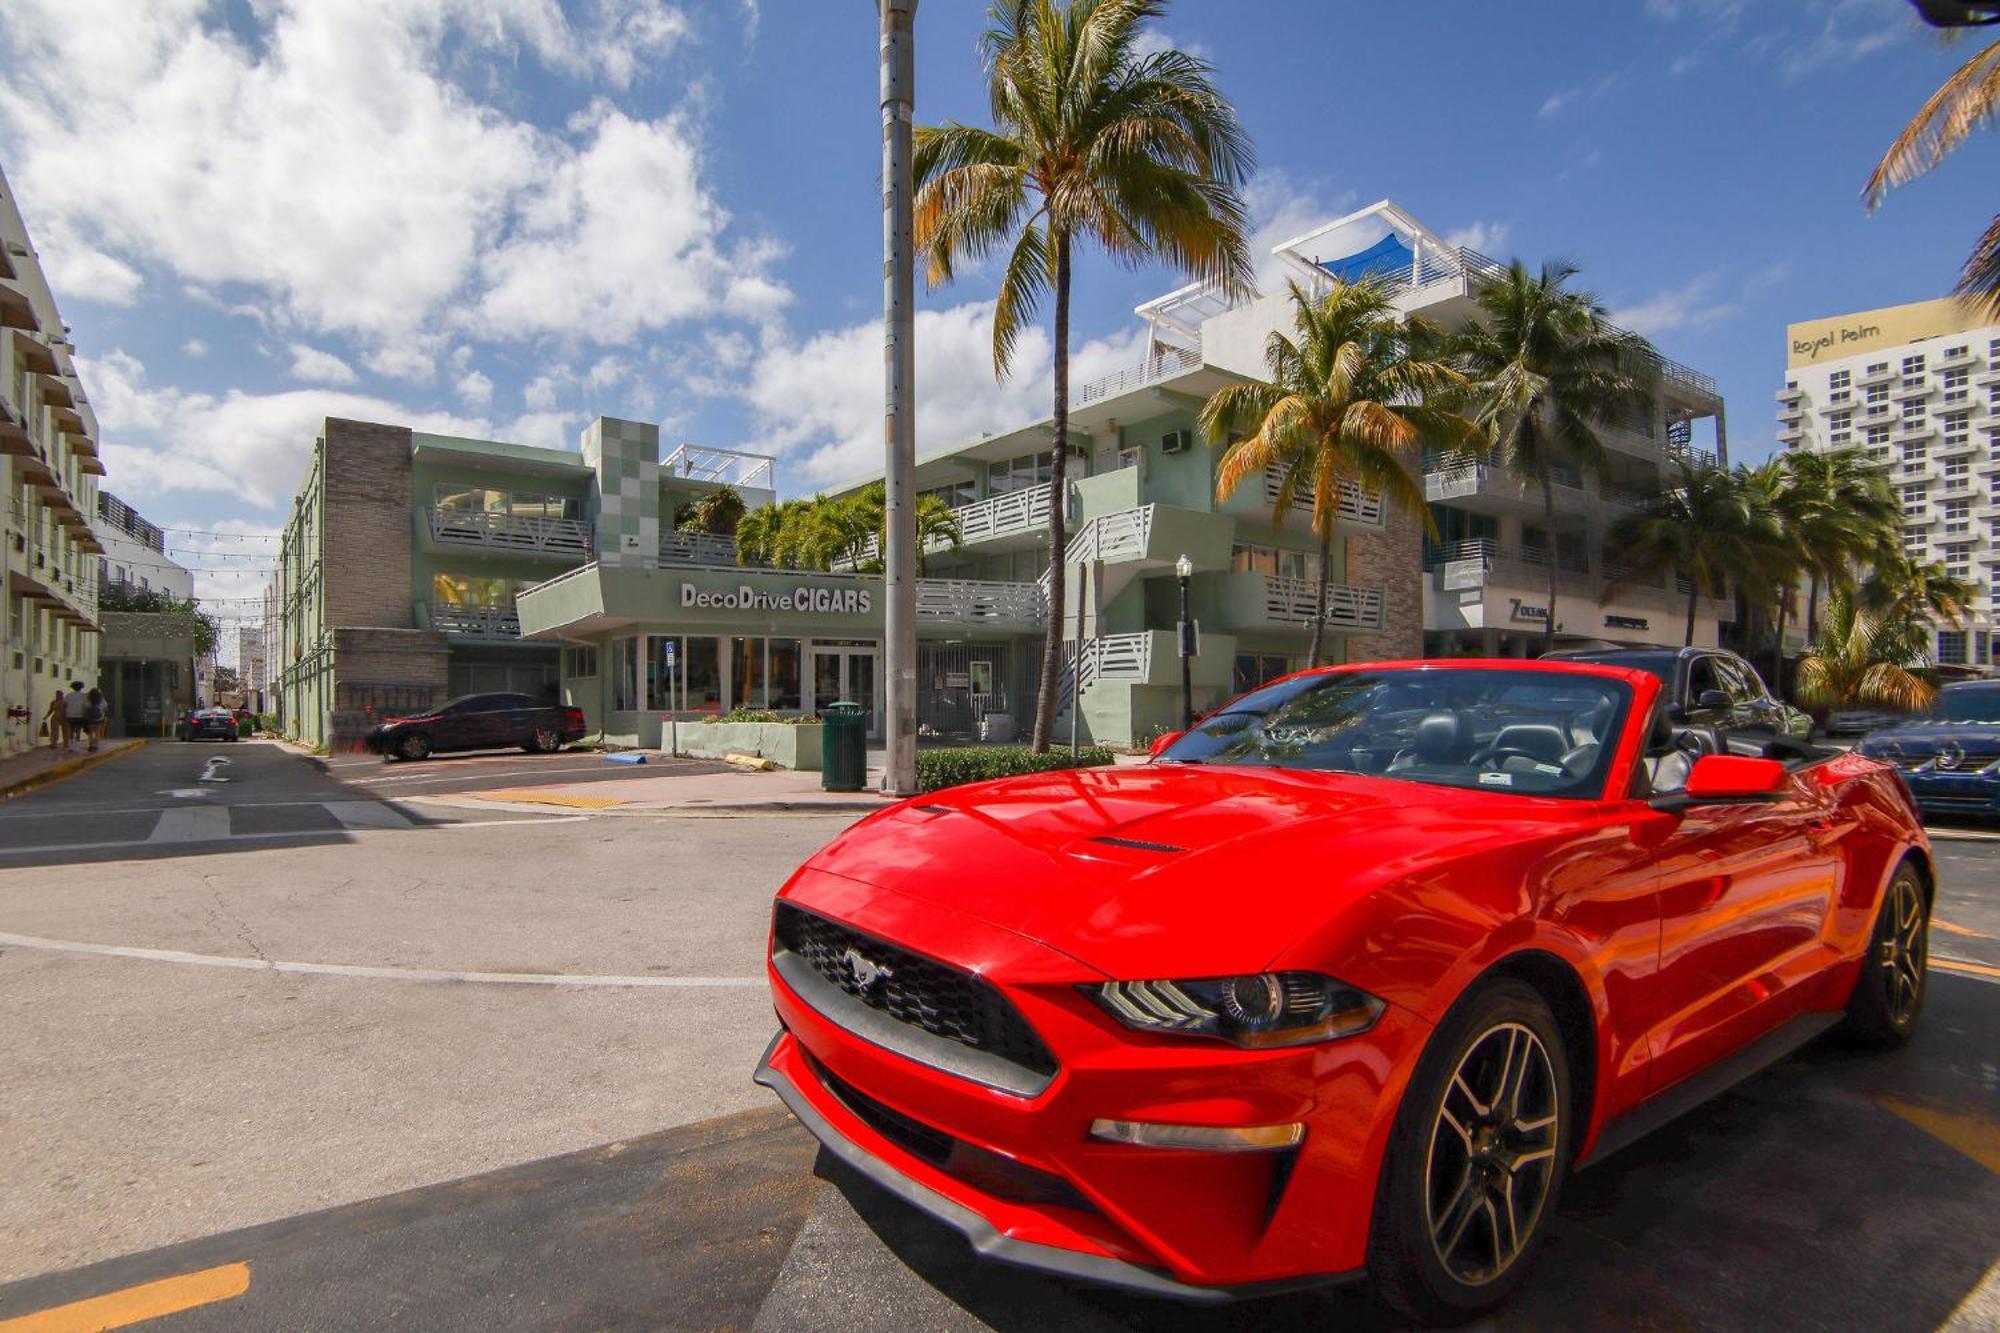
<box><xmin>1866</xmin><ymin>361</ymin><xmax>1889</xmax><ymax>377</ymax></box>
<box><xmin>1865</xmin><ymin>384</ymin><xmax>1888</xmax><ymax>405</ymax></box>
<box><xmin>1943</xmin><ymin>412</ymin><xmax>1970</xmax><ymax>447</ymax></box>
<box><xmin>1938</xmin><ymin>630</ymin><xmax>1968</xmax><ymax>665</ymax></box>
<box><xmin>1233</xmin><ymin>654</ymin><xmax>1292</xmax><ymax>694</ymax></box>
<box><xmin>769</xmin><ymin>639</ymin><xmax>803</xmax><ymax>710</ymax></box>
<box><xmin>1865</xmin><ymin>425</ymin><xmax>1890</xmax><ymax>447</ymax></box>
<box><xmin>920</xmin><ymin>478</ymin><xmax>978</xmax><ymax>509</ymax></box>
<box><xmin>1903</xmin><ymin>354</ymin><xmax>1926</xmax><ymax>375</ymax></box>
<box><xmin>432</xmin><ymin>573</ymin><xmax>522</xmax><ymax>608</ymax></box>
<box><xmin>1231</xmin><ymin>542</ymin><xmax>1322</xmax><ymax>584</ymax></box>
<box><xmin>1943</xmin><ymin>499</ymin><xmax>1970</xmax><ymax>534</ymax></box>
<box><xmin>1942</xmin><ymin>544</ymin><xmax>1972</xmax><ymax>578</ymax></box>
<box><xmin>563</xmin><ymin>645</ymin><xmax>598</xmax><ymax>678</ymax></box>
<box><xmin>433</xmin><ymin>485</ymin><xmax>578</xmax><ymax>519</ymax></box>
<box><xmin>683</xmin><ymin>637</ymin><xmax>722</xmax><ymax>712</ymax></box>
<box><xmin>1901</xmin><ymin>399</ymin><xmax>1926</xmax><ymax>421</ymax></box>
<box><xmin>1828</xmin><ymin>410</ymin><xmax>1851</xmax><ymax>431</ymax></box>
<box><xmin>986</xmin><ymin>451</ymin><xmax>1053</xmax><ymax>495</ymax></box>
<box><xmin>730</xmin><ymin>636</ymin><xmax>765</xmax><ymax>710</ymax></box>
<box><xmin>612</xmin><ymin>637</ymin><xmax>639</xmax><ymax>711</ymax></box>
<box><xmin>1829</xmin><ymin>369</ymin><xmax>1850</xmax><ymax>390</ymax></box>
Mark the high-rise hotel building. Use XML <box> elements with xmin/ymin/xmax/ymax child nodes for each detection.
<box><xmin>1777</xmin><ymin>297</ymin><xmax>1999</xmax><ymax>670</ymax></box>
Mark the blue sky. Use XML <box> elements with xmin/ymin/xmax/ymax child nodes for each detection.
<box><xmin>0</xmin><ymin>0</ymin><xmax>1993</xmax><ymax>629</ymax></box>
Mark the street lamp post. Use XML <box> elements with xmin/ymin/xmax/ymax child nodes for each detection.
<box><xmin>879</xmin><ymin>0</ymin><xmax>919</xmax><ymax>797</ymax></box>
<box><xmin>1175</xmin><ymin>553</ymin><xmax>1194</xmax><ymax>731</ymax></box>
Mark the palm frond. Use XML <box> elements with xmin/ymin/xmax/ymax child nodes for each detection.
<box><xmin>1865</xmin><ymin>36</ymin><xmax>2000</xmax><ymax>206</ymax></box>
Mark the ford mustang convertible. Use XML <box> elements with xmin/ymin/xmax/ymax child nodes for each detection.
<box><xmin>754</xmin><ymin>660</ymin><xmax>1931</xmax><ymax>1323</ymax></box>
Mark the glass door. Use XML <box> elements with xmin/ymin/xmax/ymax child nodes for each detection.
<box><xmin>811</xmin><ymin>646</ymin><xmax>880</xmax><ymax>739</ymax></box>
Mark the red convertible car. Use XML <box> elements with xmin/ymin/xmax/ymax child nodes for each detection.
<box><xmin>755</xmin><ymin>660</ymin><xmax>1930</xmax><ymax>1322</ymax></box>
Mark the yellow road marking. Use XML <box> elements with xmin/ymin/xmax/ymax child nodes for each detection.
<box><xmin>1877</xmin><ymin>1096</ymin><xmax>2000</xmax><ymax>1176</ymax></box>
<box><xmin>466</xmin><ymin>789</ymin><xmax>625</xmax><ymax>809</ymax></box>
<box><xmin>1934</xmin><ymin>918</ymin><xmax>1991</xmax><ymax>940</ymax></box>
<box><xmin>0</xmin><ymin>1262</ymin><xmax>250</xmax><ymax>1332</ymax></box>
<box><xmin>1934</xmin><ymin>957</ymin><xmax>2000</xmax><ymax>980</ymax></box>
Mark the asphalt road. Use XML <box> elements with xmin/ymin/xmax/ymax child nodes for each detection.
<box><xmin>317</xmin><ymin>746</ymin><xmax>731</xmax><ymax>800</ymax></box>
<box><xmin>0</xmin><ymin>744</ymin><xmax>1993</xmax><ymax>1330</ymax></box>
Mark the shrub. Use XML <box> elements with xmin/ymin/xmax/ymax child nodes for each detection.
<box><xmin>700</xmin><ymin>708</ymin><xmax>820</xmax><ymax>725</ymax></box>
<box><xmin>915</xmin><ymin>745</ymin><xmax>1116</xmax><ymax>793</ymax></box>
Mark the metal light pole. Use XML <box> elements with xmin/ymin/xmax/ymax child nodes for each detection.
<box><xmin>879</xmin><ymin>0</ymin><xmax>919</xmax><ymax>796</ymax></box>
<box><xmin>1175</xmin><ymin>553</ymin><xmax>1194</xmax><ymax>731</ymax></box>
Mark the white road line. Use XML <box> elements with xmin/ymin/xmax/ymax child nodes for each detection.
<box><xmin>148</xmin><ymin>807</ymin><xmax>232</xmax><ymax>843</ymax></box>
<box><xmin>325</xmin><ymin>800</ymin><xmax>414</xmax><ymax>830</ymax></box>
<box><xmin>0</xmin><ymin>812</ymin><xmax>588</xmax><ymax>857</ymax></box>
<box><xmin>0</xmin><ymin>929</ymin><xmax>765</xmax><ymax>988</ymax></box>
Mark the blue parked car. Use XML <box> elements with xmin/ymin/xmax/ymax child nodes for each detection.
<box><xmin>1856</xmin><ymin>681</ymin><xmax>2000</xmax><ymax>819</ymax></box>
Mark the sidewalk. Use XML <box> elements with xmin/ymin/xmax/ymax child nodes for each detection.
<box><xmin>421</xmin><ymin>758</ymin><xmax>901</xmax><ymax>816</ymax></box>
<box><xmin>0</xmin><ymin>738</ymin><xmax>144</xmax><ymax>801</ymax></box>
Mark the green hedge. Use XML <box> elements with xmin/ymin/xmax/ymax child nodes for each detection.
<box><xmin>915</xmin><ymin>744</ymin><xmax>1117</xmax><ymax>793</ymax></box>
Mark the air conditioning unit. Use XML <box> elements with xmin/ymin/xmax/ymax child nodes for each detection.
<box><xmin>1161</xmin><ymin>429</ymin><xmax>1193</xmax><ymax>455</ymax></box>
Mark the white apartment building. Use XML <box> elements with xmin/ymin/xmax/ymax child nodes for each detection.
<box><xmin>1778</xmin><ymin>297</ymin><xmax>1999</xmax><ymax>670</ymax></box>
<box><xmin>94</xmin><ymin>491</ymin><xmax>194</xmax><ymax>603</ymax></box>
<box><xmin>0</xmin><ymin>164</ymin><xmax>106</xmax><ymax>752</ymax></box>
<box><xmin>1159</xmin><ymin>200</ymin><xmax>1731</xmax><ymax>656</ymax></box>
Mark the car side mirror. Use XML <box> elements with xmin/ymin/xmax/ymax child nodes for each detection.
<box><xmin>1651</xmin><ymin>755</ymin><xmax>1787</xmax><ymax>812</ymax></box>
<box><xmin>1696</xmin><ymin>689</ymin><xmax>1731</xmax><ymax>711</ymax></box>
<box><xmin>1149</xmin><ymin>729</ymin><xmax>1183</xmax><ymax>758</ymax></box>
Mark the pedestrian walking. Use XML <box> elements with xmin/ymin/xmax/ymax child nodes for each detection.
<box><xmin>61</xmin><ymin>681</ymin><xmax>86</xmax><ymax>752</ymax></box>
<box><xmin>41</xmin><ymin>689</ymin><xmax>64</xmax><ymax>750</ymax></box>
<box><xmin>84</xmin><ymin>687</ymin><xmax>106</xmax><ymax>752</ymax></box>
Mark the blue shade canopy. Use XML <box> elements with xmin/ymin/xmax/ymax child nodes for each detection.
<box><xmin>1317</xmin><ymin>232</ymin><xmax>1413</xmax><ymax>283</ymax></box>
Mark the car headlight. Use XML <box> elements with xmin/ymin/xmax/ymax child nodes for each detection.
<box><xmin>1087</xmin><ymin>972</ymin><xmax>1384</xmax><ymax>1049</ymax></box>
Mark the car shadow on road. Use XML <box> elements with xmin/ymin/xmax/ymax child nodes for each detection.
<box><xmin>798</xmin><ymin>972</ymin><xmax>2000</xmax><ymax>1333</ymax></box>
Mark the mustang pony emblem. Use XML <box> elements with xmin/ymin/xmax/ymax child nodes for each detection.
<box><xmin>840</xmin><ymin>946</ymin><xmax>893</xmax><ymax>990</ymax></box>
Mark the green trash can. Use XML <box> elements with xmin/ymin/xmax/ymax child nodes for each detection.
<box><xmin>821</xmin><ymin>701</ymin><xmax>867</xmax><ymax>792</ymax></box>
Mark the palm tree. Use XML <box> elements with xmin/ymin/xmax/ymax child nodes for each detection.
<box><xmin>1199</xmin><ymin>279</ymin><xmax>1477</xmax><ymax>667</ymax></box>
<box><xmin>843</xmin><ymin>484</ymin><xmax>965</xmax><ymax>575</ymax></box>
<box><xmin>676</xmin><ymin>485</ymin><xmax>746</xmax><ymax>537</ymax></box>
<box><xmin>1861</xmin><ymin>552</ymin><xmax>1977</xmax><ymax>664</ymax></box>
<box><xmin>1605</xmin><ymin>458</ymin><xmax>1781</xmax><ymax>648</ymax></box>
<box><xmin>1776</xmin><ymin>447</ymin><xmax>1900</xmax><ymax>640</ymax></box>
<box><xmin>1795</xmin><ymin>586</ymin><xmax>1936</xmax><ymax>714</ymax></box>
<box><xmin>914</xmin><ymin>0</ymin><xmax>1254</xmax><ymax>751</ymax></box>
<box><xmin>1457</xmin><ymin>260</ymin><xmax>1656</xmax><ymax>655</ymax></box>
<box><xmin>1865</xmin><ymin>31</ymin><xmax>2000</xmax><ymax>315</ymax></box>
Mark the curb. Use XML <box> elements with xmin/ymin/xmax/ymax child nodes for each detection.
<box><xmin>0</xmin><ymin>738</ymin><xmax>145</xmax><ymax>803</ymax></box>
<box><xmin>404</xmin><ymin>792</ymin><xmax>891</xmax><ymax>818</ymax></box>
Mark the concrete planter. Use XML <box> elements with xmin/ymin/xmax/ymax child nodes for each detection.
<box><xmin>673</xmin><ymin>720</ymin><xmax>823</xmax><ymax>771</ymax></box>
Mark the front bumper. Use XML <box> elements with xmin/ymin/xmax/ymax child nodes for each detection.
<box><xmin>758</xmin><ymin>877</ymin><xmax>1431</xmax><ymax>1294</ymax></box>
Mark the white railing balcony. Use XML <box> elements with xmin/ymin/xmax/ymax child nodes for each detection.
<box><xmin>1777</xmin><ymin>404</ymin><xmax>1805</xmax><ymax>423</ymax></box>
<box><xmin>1776</xmin><ymin>384</ymin><xmax>1804</xmax><ymax>402</ymax></box>
<box><xmin>427</xmin><ymin>507</ymin><xmax>592</xmax><ymax>558</ymax></box>
<box><xmin>952</xmin><ymin>485</ymin><xmax>1052</xmax><ymax>544</ymax></box>
<box><xmin>1894</xmin><ymin>379</ymin><xmax>1934</xmax><ymax>400</ymax></box>
<box><xmin>1263</xmin><ymin>576</ymin><xmax>1386</xmax><ymax>631</ymax></box>
<box><xmin>659</xmin><ymin>531</ymin><xmax>744</xmax><ymax>567</ymax></box>
<box><xmin>1266</xmin><ymin>464</ymin><xmax>1384</xmax><ymax>526</ymax></box>
<box><xmin>1074</xmin><ymin>344</ymin><xmax>1202</xmax><ymax>407</ymax></box>
<box><xmin>1775</xmin><ymin>423</ymin><xmax>1807</xmax><ymax>443</ymax></box>
<box><xmin>915</xmin><ymin>578</ymin><xmax>1045</xmax><ymax>627</ymax></box>
<box><xmin>662</xmin><ymin>444</ymin><xmax>775</xmax><ymax>491</ymax></box>
<box><xmin>1857</xmin><ymin>364</ymin><xmax>1895</xmax><ymax>386</ymax></box>
<box><xmin>1892</xmin><ymin>419</ymin><xmax>1937</xmax><ymax>442</ymax></box>
<box><xmin>1938</xmin><ymin>347</ymin><xmax>1975</xmax><ymax>368</ymax></box>
<box><xmin>429</xmin><ymin>602</ymin><xmax>521</xmax><ymax>639</ymax></box>
<box><xmin>1059</xmin><ymin>630</ymin><xmax>1153</xmax><ymax>705</ymax></box>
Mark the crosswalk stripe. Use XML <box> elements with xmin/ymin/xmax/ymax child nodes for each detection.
<box><xmin>324</xmin><ymin>801</ymin><xmax>414</xmax><ymax>830</ymax></box>
<box><xmin>147</xmin><ymin>807</ymin><xmax>232</xmax><ymax>843</ymax></box>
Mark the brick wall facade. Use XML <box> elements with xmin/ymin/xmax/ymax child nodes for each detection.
<box><xmin>1344</xmin><ymin>506</ymin><xmax>1423</xmax><ymax>662</ymax></box>
<box><xmin>323</xmin><ymin>418</ymin><xmax>418</xmax><ymax>628</ymax></box>
<box><xmin>328</xmin><ymin>626</ymin><xmax>449</xmax><ymax>751</ymax></box>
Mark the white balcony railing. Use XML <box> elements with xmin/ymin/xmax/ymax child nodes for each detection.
<box><xmin>1074</xmin><ymin>344</ymin><xmax>1202</xmax><ymax>407</ymax></box>
<box><xmin>429</xmin><ymin>602</ymin><xmax>521</xmax><ymax>638</ymax></box>
<box><xmin>659</xmin><ymin>531</ymin><xmax>742</xmax><ymax>566</ymax></box>
<box><xmin>1265</xmin><ymin>464</ymin><xmax>1384</xmax><ymax>526</ymax></box>
<box><xmin>1263</xmin><ymin>576</ymin><xmax>1385</xmax><ymax>631</ymax></box>
<box><xmin>428</xmin><ymin>507</ymin><xmax>591</xmax><ymax>557</ymax></box>
<box><xmin>662</xmin><ymin>444</ymin><xmax>775</xmax><ymax>491</ymax></box>
<box><xmin>914</xmin><ymin>578</ymin><xmax>1045</xmax><ymax>626</ymax></box>
<box><xmin>1059</xmin><ymin>631</ymin><xmax>1152</xmax><ymax>706</ymax></box>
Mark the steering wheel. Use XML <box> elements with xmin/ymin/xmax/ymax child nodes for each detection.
<box><xmin>1468</xmin><ymin>746</ymin><xmax>1552</xmax><ymax>770</ymax></box>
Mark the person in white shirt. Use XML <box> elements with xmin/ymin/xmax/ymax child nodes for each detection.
<box><xmin>61</xmin><ymin>682</ymin><xmax>87</xmax><ymax>752</ymax></box>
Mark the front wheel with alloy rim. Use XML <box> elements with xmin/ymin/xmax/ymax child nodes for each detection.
<box><xmin>1367</xmin><ymin>978</ymin><xmax>1572</xmax><ymax>1325</ymax></box>
<box><xmin>1842</xmin><ymin>861</ymin><xmax>1929</xmax><ymax>1049</ymax></box>
<box><xmin>395</xmin><ymin>733</ymin><xmax>432</xmax><ymax>762</ymax></box>
<box><xmin>524</xmin><ymin>725</ymin><xmax>560</xmax><ymax>754</ymax></box>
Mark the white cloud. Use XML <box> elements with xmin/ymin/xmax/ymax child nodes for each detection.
<box><xmin>87</xmin><ymin>348</ymin><xmax>491</xmax><ymax>508</ymax></box>
<box><xmin>523</xmin><ymin>373</ymin><xmax>561</xmax><ymax>411</ymax></box>
<box><xmin>1241</xmin><ymin>170</ymin><xmax>1359</xmax><ymax>291</ymax></box>
<box><xmin>455</xmin><ymin>369</ymin><xmax>493</xmax><ymax>406</ymax></box>
<box><xmin>1781</xmin><ymin>0</ymin><xmax>1908</xmax><ymax>78</ymax></box>
<box><xmin>1131</xmin><ymin>27</ymin><xmax>1211</xmax><ymax>61</ymax></box>
<box><xmin>182</xmin><ymin>339</ymin><xmax>208</xmax><ymax>358</ymax></box>
<box><xmin>1443</xmin><ymin>220</ymin><xmax>1510</xmax><ymax>256</ymax></box>
<box><xmin>742</xmin><ymin>301</ymin><xmax>1148</xmax><ymax>486</ymax></box>
<box><xmin>1610</xmin><ymin>272</ymin><xmax>1743</xmax><ymax>339</ymax></box>
<box><xmin>0</xmin><ymin>0</ymin><xmax>783</xmax><ymax>358</ymax></box>
<box><xmin>501</xmin><ymin>410</ymin><xmax>574</xmax><ymax>452</ymax></box>
<box><xmin>1537</xmin><ymin>74</ymin><xmax>1619</xmax><ymax>120</ymax></box>
<box><xmin>585</xmin><ymin>355</ymin><xmax>629</xmax><ymax>390</ymax></box>
<box><xmin>286</xmin><ymin>343</ymin><xmax>357</xmax><ymax>385</ymax></box>
<box><xmin>40</xmin><ymin>219</ymin><xmax>142</xmax><ymax>306</ymax></box>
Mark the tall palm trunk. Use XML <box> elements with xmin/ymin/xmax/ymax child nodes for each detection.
<box><xmin>1031</xmin><ymin>231</ymin><xmax>1072</xmax><ymax>753</ymax></box>
<box><xmin>1771</xmin><ymin>597</ymin><xmax>1787</xmax><ymax>693</ymax></box>
<box><xmin>1539</xmin><ymin>465</ymin><xmax>1558</xmax><ymax>657</ymax></box>
<box><xmin>1307</xmin><ymin>523</ymin><xmax>1332</xmax><ymax>668</ymax></box>
<box><xmin>1684</xmin><ymin>583</ymin><xmax>1698</xmax><ymax>647</ymax></box>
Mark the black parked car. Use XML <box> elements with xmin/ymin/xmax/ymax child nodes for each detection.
<box><xmin>365</xmin><ymin>693</ymin><xmax>587</xmax><ymax>761</ymax></box>
<box><xmin>1541</xmin><ymin>646</ymin><xmax>1815</xmax><ymax>755</ymax></box>
<box><xmin>179</xmin><ymin>707</ymin><xmax>240</xmax><ymax>742</ymax></box>
<box><xmin>1856</xmin><ymin>680</ymin><xmax>2000</xmax><ymax>819</ymax></box>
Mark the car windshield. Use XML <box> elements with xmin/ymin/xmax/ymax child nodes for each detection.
<box><xmin>1157</xmin><ymin>667</ymin><xmax>1631</xmax><ymax>799</ymax></box>
<box><xmin>1933</xmin><ymin>690</ymin><xmax>2000</xmax><ymax>724</ymax></box>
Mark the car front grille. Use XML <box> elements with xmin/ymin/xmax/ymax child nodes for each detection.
<box><xmin>772</xmin><ymin>902</ymin><xmax>1058</xmax><ymax>1090</ymax></box>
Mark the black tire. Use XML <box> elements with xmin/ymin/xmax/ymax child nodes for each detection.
<box><xmin>524</xmin><ymin>725</ymin><xmax>560</xmax><ymax>755</ymax></box>
<box><xmin>1841</xmin><ymin>860</ymin><xmax>1929</xmax><ymax>1049</ymax></box>
<box><xmin>395</xmin><ymin>732</ymin><xmax>432</xmax><ymax>762</ymax></box>
<box><xmin>1367</xmin><ymin>979</ymin><xmax>1573</xmax><ymax>1326</ymax></box>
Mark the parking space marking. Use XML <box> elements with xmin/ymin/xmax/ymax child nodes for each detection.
<box><xmin>1876</xmin><ymin>1096</ymin><xmax>2000</xmax><ymax>1176</ymax></box>
<box><xmin>1933</xmin><ymin>957</ymin><xmax>2000</xmax><ymax>982</ymax></box>
<box><xmin>0</xmin><ymin>1261</ymin><xmax>249</xmax><ymax>1332</ymax></box>
<box><xmin>145</xmin><ymin>807</ymin><xmax>231</xmax><ymax>843</ymax></box>
<box><xmin>1934</xmin><ymin>918</ymin><xmax>1991</xmax><ymax>939</ymax></box>
<box><xmin>0</xmin><ymin>929</ymin><xmax>765</xmax><ymax>988</ymax></box>
<box><xmin>323</xmin><ymin>800</ymin><xmax>414</xmax><ymax>830</ymax></box>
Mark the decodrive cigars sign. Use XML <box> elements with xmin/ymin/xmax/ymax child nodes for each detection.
<box><xmin>679</xmin><ymin>580</ymin><xmax>873</xmax><ymax>615</ymax></box>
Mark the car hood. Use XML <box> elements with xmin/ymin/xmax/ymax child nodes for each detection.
<box><xmin>804</xmin><ymin>764</ymin><xmax>1598</xmax><ymax>978</ymax></box>
<box><xmin>1859</xmin><ymin>721</ymin><xmax>2000</xmax><ymax>761</ymax></box>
